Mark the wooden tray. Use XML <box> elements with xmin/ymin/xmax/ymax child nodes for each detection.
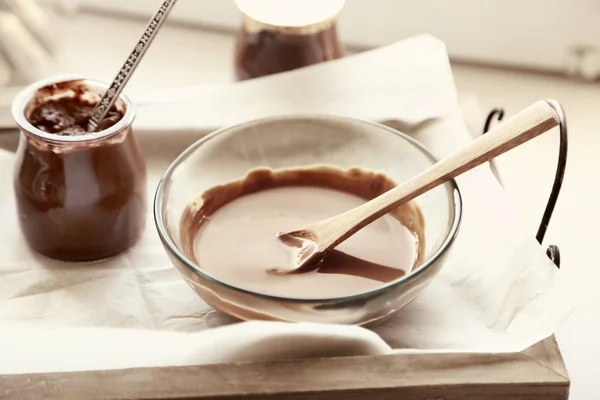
<box><xmin>0</xmin><ymin>99</ymin><xmax>570</xmax><ymax>400</ymax></box>
<box><xmin>0</xmin><ymin>335</ymin><xmax>569</xmax><ymax>399</ymax></box>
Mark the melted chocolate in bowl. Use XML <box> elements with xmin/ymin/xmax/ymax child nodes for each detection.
<box><xmin>13</xmin><ymin>79</ymin><xmax>147</xmax><ymax>262</ymax></box>
<box><xmin>180</xmin><ymin>166</ymin><xmax>426</xmax><ymax>299</ymax></box>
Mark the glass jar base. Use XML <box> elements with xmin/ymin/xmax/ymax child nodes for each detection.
<box><xmin>28</xmin><ymin>238</ymin><xmax>143</xmax><ymax>265</ymax></box>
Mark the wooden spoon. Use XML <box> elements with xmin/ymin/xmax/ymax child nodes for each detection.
<box><xmin>273</xmin><ymin>100</ymin><xmax>560</xmax><ymax>274</ymax></box>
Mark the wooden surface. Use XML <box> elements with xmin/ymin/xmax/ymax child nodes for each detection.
<box><xmin>523</xmin><ymin>335</ymin><xmax>569</xmax><ymax>380</ymax></box>
<box><xmin>284</xmin><ymin>100</ymin><xmax>561</xmax><ymax>271</ymax></box>
<box><xmin>0</xmin><ymin>336</ymin><xmax>569</xmax><ymax>400</ymax></box>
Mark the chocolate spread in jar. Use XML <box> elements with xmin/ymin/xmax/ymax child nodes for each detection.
<box><xmin>13</xmin><ymin>79</ymin><xmax>147</xmax><ymax>262</ymax></box>
<box><xmin>234</xmin><ymin>23</ymin><xmax>345</xmax><ymax>81</ymax></box>
<box><xmin>28</xmin><ymin>96</ymin><xmax>122</xmax><ymax>136</ymax></box>
<box><xmin>233</xmin><ymin>0</ymin><xmax>346</xmax><ymax>80</ymax></box>
<box><xmin>180</xmin><ymin>166</ymin><xmax>426</xmax><ymax>299</ymax></box>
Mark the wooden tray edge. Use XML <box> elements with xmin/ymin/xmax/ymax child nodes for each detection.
<box><xmin>0</xmin><ymin>335</ymin><xmax>569</xmax><ymax>400</ymax></box>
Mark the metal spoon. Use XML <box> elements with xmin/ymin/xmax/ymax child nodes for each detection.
<box><xmin>273</xmin><ymin>100</ymin><xmax>561</xmax><ymax>275</ymax></box>
<box><xmin>87</xmin><ymin>0</ymin><xmax>178</xmax><ymax>132</ymax></box>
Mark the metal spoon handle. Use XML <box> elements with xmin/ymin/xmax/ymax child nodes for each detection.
<box><xmin>87</xmin><ymin>0</ymin><xmax>178</xmax><ymax>132</ymax></box>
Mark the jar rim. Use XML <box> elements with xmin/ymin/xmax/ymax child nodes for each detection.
<box><xmin>235</xmin><ymin>0</ymin><xmax>345</xmax><ymax>30</ymax></box>
<box><xmin>11</xmin><ymin>73</ymin><xmax>137</xmax><ymax>144</ymax></box>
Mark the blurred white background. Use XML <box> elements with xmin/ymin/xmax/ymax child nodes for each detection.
<box><xmin>82</xmin><ymin>0</ymin><xmax>600</xmax><ymax>79</ymax></box>
<box><xmin>0</xmin><ymin>0</ymin><xmax>78</xmax><ymax>84</ymax></box>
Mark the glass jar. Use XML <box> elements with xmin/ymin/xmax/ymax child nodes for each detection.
<box><xmin>233</xmin><ymin>0</ymin><xmax>346</xmax><ymax>81</ymax></box>
<box><xmin>11</xmin><ymin>74</ymin><xmax>147</xmax><ymax>262</ymax></box>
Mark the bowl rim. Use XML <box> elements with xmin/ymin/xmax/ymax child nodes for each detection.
<box><xmin>153</xmin><ymin>113</ymin><xmax>463</xmax><ymax>303</ymax></box>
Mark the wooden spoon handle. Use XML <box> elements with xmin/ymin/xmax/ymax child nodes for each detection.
<box><xmin>311</xmin><ymin>100</ymin><xmax>561</xmax><ymax>250</ymax></box>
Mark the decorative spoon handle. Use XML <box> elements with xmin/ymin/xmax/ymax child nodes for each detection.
<box><xmin>87</xmin><ymin>0</ymin><xmax>178</xmax><ymax>132</ymax></box>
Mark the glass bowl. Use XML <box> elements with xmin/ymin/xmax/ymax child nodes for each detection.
<box><xmin>154</xmin><ymin>114</ymin><xmax>462</xmax><ymax>325</ymax></box>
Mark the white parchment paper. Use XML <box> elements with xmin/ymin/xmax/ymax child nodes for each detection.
<box><xmin>0</xmin><ymin>35</ymin><xmax>577</xmax><ymax>374</ymax></box>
